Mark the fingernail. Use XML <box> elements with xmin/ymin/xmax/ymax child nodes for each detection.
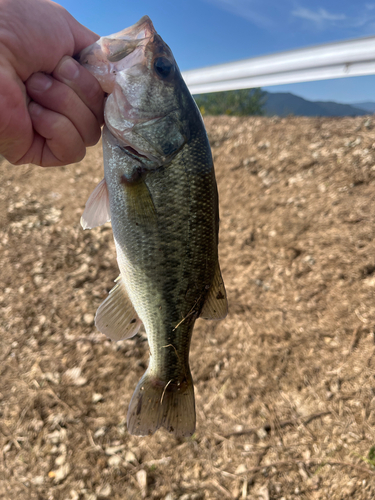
<box><xmin>28</xmin><ymin>73</ymin><xmax>52</xmax><ymax>92</ymax></box>
<box><xmin>29</xmin><ymin>101</ymin><xmax>43</xmax><ymax>117</ymax></box>
<box><xmin>57</xmin><ymin>57</ymin><xmax>80</xmax><ymax>81</ymax></box>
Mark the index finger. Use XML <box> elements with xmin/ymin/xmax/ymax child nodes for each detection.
<box><xmin>53</xmin><ymin>56</ymin><xmax>105</xmax><ymax>125</ymax></box>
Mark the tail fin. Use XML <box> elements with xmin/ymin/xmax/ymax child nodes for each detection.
<box><xmin>127</xmin><ymin>369</ymin><xmax>196</xmax><ymax>437</ymax></box>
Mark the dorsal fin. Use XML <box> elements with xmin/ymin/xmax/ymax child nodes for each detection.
<box><xmin>200</xmin><ymin>262</ymin><xmax>228</xmax><ymax>320</ymax></box>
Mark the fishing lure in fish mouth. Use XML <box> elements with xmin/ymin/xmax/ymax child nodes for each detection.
<box><xmin>78</xmin><ymin>16</ymin><xmax>228</xmax><ymax>437</ymax></box>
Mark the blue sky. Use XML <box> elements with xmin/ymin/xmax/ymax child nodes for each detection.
<box><xmin>58</xmin><ymin>0</ymin><xmax>375</xmax><ymax>104</ymax></box>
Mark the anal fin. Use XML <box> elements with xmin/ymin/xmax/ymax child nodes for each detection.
<box><xmin>200</xmin><ymin>262</ymin><xmax>228</xmax><ymax>320</ymax></box>
<box><xmin>95</xmin><ymin>276</ymin><xmax>142</xmax><ymax>341</ymax></box>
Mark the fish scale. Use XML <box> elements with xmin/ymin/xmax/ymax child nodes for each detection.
<box><xmin>112</xmin><ymin>126</ymin><xmax>216</xmax><ymax>366</ymax></box>
<box><xmin>78</xmin><ymin>15</ymin><xmax>227</xmax><ymax>436</ymax></box>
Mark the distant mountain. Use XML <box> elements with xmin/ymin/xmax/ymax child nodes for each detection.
<box><xmin>264</xmin><ymin>92</ymin><xmax>369</xmax><ymax>117</ymax></box>
<box><xmin>351</xmin><ymin>101</ymin><xmax>375</xmax><ymax>113</ymax></box>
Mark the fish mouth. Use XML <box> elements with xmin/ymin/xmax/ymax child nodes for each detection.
<box><xmin>102</xmin><ymin>15</ymin><xmax>156</xmax><ymax>61</ymax></box>
<box><xmin>77</xmin><ymin>16</ymin><xmax>156</xmax><ymax>93</ymax></box>
<box><xmin>105</xmin><ymin>15</ymin><xmax>156</xmax><ymax>43</ymax></box>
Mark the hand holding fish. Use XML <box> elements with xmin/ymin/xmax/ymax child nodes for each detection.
<box><xmin>0</xmin><ymin>0</ymin><xmax>105</xmax><ymax>166</ymax></box>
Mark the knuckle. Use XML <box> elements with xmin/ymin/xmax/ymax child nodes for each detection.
<box><xmin>60</xmin><ymin>88</ymin><xmax>77</xmax><ymax>110</ymax></box>
<box><xmin>48</xmin><ymin>117</ymin><xmax>84</xmax><ymax>163</ymax></box>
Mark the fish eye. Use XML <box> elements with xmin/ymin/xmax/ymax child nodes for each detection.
<box><xmin>154</xmin><ymin>57</ymin><xmax>174</xmax><ymax>78</ymax></box>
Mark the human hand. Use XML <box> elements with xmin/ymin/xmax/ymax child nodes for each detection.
<box><xmin>0</xmin><ymin>0</ymin><xmax>105</xmax><ymax>166</ymax></box>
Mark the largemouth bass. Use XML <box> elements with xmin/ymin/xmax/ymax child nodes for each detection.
<box><xmin>78</xmin><ymin>16</ymin><xmax>227</xmax><ymax>437</ymax></box>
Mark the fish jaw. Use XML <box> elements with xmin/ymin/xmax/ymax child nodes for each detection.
<box><xmin>76</xmin><ymin>16</ymin><xmax>156</xmax><ymax>93</ymax></box>
<box><xmin>77</xmin><ymin>16</ymin><xmax>188</xmax><ymax>164</ymax></box>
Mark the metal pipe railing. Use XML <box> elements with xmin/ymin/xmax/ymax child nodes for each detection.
<box><xmin>181</xmin><ymin>36</ymin><xmax>375</xmax><ymax>94</ymax></box>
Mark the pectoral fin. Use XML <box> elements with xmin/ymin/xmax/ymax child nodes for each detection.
<box><xmin>122</xmin><ymin>178</ymin><xmax>157</xmax><ymax>225</ymax></box>
<box><xmin>200</xmin><ymin>262</ymin><xmax>228</xmax><ymax>320</ymax></box>
<box><xmin>95</xmin><ymin>276</ymin><xmax>142</xmax><ymax>341</ymax></box>
<box><xmin>81</xmin><ymin>178</ymin><xmax>111</xmax><ymax>229</ymax></box>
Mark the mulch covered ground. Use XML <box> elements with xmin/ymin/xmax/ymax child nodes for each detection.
<box><xmin>1</xmin><ymin>114</ymin><xmax>375</xmax><ymax>499</ymax></box>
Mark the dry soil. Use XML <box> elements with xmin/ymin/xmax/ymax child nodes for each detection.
<box><xmin>1</xmin><ymin>115</ymin><xmax>375</xmax><ymax>499</ymax></box>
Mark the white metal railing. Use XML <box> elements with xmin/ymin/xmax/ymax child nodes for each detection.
<box><xmin>181</xmin><ymin>36</ymin><xmax>375</xmax><ymax>94</ymax></box>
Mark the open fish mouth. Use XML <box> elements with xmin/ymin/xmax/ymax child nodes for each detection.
<box><xmin>77</xmin><ymin>16</ymin><xmax>156</xmax><ymax>93</ymax></box>
<box><xmin>101</xmin><ymin>16</ymin><xmax>155</xmax><ymax>61</ymax></box>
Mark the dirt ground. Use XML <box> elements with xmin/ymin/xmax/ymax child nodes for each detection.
<box><xmin>1</xmin><ymin>115</ymin><xmax>375</xmax><ymax>500</ymax></box>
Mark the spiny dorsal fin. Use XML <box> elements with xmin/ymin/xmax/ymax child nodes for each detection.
<box><xmin>81</xmin><ymin>178</ymin><xmax>111</xmax><ymax>230</ymax></box>
<box><xmin>200</xmin><ymin>262</ymin><xmax>228</xmax><ymax>320</ymax></box>
<box><xmin>95</xmin><ymin>275</ymin><xmax>142</xmax><ymax>341</ymax></box>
